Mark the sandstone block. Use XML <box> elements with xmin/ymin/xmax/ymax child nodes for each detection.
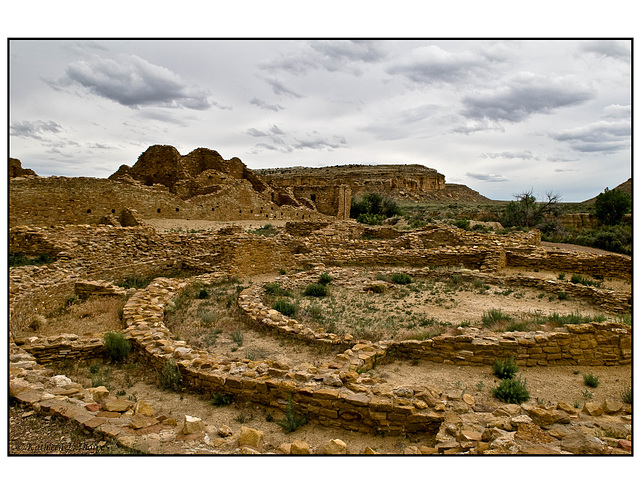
<box><xmin>238</xmin><ymin>426</ymin><xmax>264</xmax><ymax>451</ymax></box>
<box><xmin>323</xmin><ymin>439</ymin><xmax>348</xmax><ymax>455</ymax></box>
<box><xmin>181</xmin><ymin>415</ymin><xmax>205</xmax><ymax>435</ymax></box>
<box><xmin>290</xmin><ymin>439</ymin><xmax>310</xmax><ymax>455</ymax></box>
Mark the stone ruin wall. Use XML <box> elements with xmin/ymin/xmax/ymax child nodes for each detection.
<box><xmin>9</xmin><ymin>176</ymin><xmax>331</xmax><ymax>228</ymax></box>
<box><xmin>256</xmin><ymin>164</ymin><xmax>446</xmax><ymax>200</ymax></box>
<box><xmin>8</xmin><ymin>222</ymin><xmax>632</xmax><ymax>452</ymax></box>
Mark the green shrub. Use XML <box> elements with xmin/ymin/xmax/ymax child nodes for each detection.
<box><xmin>304</xmin><ymin>283</ymin><xmax>327</xmax><ymax>297</ymax></box>
<box><xmin>583</xmin><ymin>371</ymin><xmax>600</xmax><ymax>388</ymax></box>
<box><xmin>492</xmin><ymin>376</ymin><xmax>530</xmax><ymax>404</ymax></box>
<box><xmin>197</xmin><ymin>288</ymin><xmax>209</xmax><ymax>299</ymax></box>
<box><xmin>356</xmin><ymin>213</ymin><xmax>385</xmax><ymax>225</ymax></box>
<box><xmin>231</xmin><ymin>331</ymin><xmax>244</xmax><ymax>347</ymax></box>
<box><xmin>103</xmin><ymin>331</ymin><xmax>132</xmax><ymax>363</ymax></box>
<box><xmin>210</xmin><ymin>392</ymin><xmax>234</xmax><ymax>406</ymax></box>
<box><xmin>570</xmin><ymin>274</ymin><xmax>602</xmax><ymax>287</ymax></box>
<box><xmin>391</xmin><ymin>273</ymin><xmax>413</xmax><ymax>285</ymax></box>
<box><xmin>594</xmin><ymin>187</ymin><xmax>631</xmax><ymax>226</ymax></box>
<box><xmin>273</xmin><ymin>298</ymin><xmax>297</xmax><ymax>317</ymax></box>
<box><xmin>318</xmin><ymin>272</ymin><xmax>333</xmax><ymax>285</ymax></box>
<box><xmin>453</xmin><ymin>218</ymin><xmax>470</xmax><ymax>230</ymax></box>
<box><xmin>557</xmin><ymin>291</ymin><xmax>568</xmax><ymax>300</ymax></box>
<box><xmin>492</xmin><ymin>356</ymin><xmax>519</xmax><ymax>379</ymax></box>
<box><xmin>482</xmin><ymin>308</ymin><xmax>511</xmax><ymax>326</ymax></box>
<box><xmin>277</xmin><ymin>395</ymin><xmax>308</xmax><ymax>433</ymax></box>
<box><xmin>263</xmin><ymin>282</ymin><xmax>292</xmax><ymax>297</ymax></box>
<box><xmin>157</xmin><ymin>359</ymin><xmax>182</xmax><ymax>391</ymax></box>
<box><xmin>558</xmin><ymin>272</ymin><xmax>565</xmax><ymax>280</ymax></box>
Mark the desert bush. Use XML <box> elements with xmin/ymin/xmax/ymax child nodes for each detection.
<box><xmin>273</xmin><ymin>298</ymin><xmax>297</xmax><ymax>317</ymax></box>
<box><xmin>157</xmin><ymin>359</ymin><xmax>182</xmax><ymax>391</ymax></box>
<box><xmin>263</xmin><ymin>282</ymin><xmax>292</xmax><ymax>297</ymax></box>
<box><xmin>492</xmin><ymin>376</ymin><xmax>530</xmax><ymax>404</ymax></box>
<box><xmin>482</xmin><ymin>308</ymin><xmax>511</xmax><ymax>326</ymax></box>
<box><xmin>199</xmin><ymin>309</ymin><xmax>217</xmax><ymax>326</ymax></box>
<box><xmin>583</xmin><ymin>371</ymin><xmax>600</xmax><ymax>388</ymax></box>
<box><xmin>492</xmin><ymin>356</ymin><xmax>519</xmax><ymax>379</ymax></box>
<box><xmin>570</xmin><ymin>274</ymin><xmax>602</xmax><ymax>287</ymax></box>
<box><xmin>28</xmin><ymin>314</ymin><xmax>47</xmax><ymax>331</ymax></box>
<box><xmin>304</xmin><ymin>283</ymin><xmax>328</xmax><ymax>297</ymax></box>
<box><xmin>356</xmin><ymin>213</ymin><xmax>385</xmax><ymax>225</ymax></box>
<box><xmin>391</xmin><ymin>273</ymin><xmax>412</xmax><ymax>285</ymax></box>
<box><xmin>210</xmin><ymin>392</ymin><xmax>234</xmax><ymax>406</ymax></box>
<box><xmin>9</xmin><ymin>252</ymin><xmax>56</xmax><ymax>267</ymax></box>
<box><xmin>116</xmin><ymin>274</ymin><xmax>155</xmax><ymax>289</ymax></box>
<box><xmin>197</xmin><ymin>288</ymin><xmax>209</xmax><ymax>299</ymax></box>
<box><xmin>277</xmin><ymin>395</ymin><xmax>308</xmax><ymax>433</ymax></box>
<box><xmin>103</xmin><ymin>331</ymin><xmax>132</xmax><ymax>363</ymax></box>
<box><xmin>231</xmin><ymin>331</ymin><xmax>244</xmax><ymax>347</ymax></box>
<box><xmin>318</xmin><ymin>272</ymin><xmax>333</xmax><ymax>285</ymax></box>
<box><xmin>453</xmin><ymin>218</ymin><xmax>470</xmax><ymax>230</ymax></box>
<box><xmin>351</xmin><ymin>192</ymin><xmax>402</xmax><ymax>222</ymax></box>
<box><xmin>621</xmin><ymin>384</ymin><xmax>632</xmax><ymax>404</ymax></box>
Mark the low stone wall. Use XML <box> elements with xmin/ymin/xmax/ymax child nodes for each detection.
<box><xmin>386</xmin><ymin>321</ymin><xmax>631</xmax><ymax>367</ymax></box>
<box><xmin>120</xmin><ymin>276</ymin><xmax>445</xmax><ymax>435</ymax></box>
<box><xmin>507</xmin><ymin>250</ymin><xmax>631</xmax><ymax>281</ymax></box>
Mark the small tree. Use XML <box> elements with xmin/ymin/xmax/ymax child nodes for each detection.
<box><xmin>501</xmin><ymin>190</ymin><xmax>561</xmax><ymax>229</ymax></box>
<box><xmin>594</xmin><ymin>187</ymin><xmax>631</xmax><ymax>226</ymax></box>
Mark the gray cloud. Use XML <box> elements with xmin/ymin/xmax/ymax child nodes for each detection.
<box><xmin>450</xmin><ymin>119</ymin><xmax>505</xmax><ymax>135</ymax></box>
<box><xmin>461</xmin><ymin>72</ymin><xmax>594</xmax><ymax>123</ymax></box>
<box><xmin>11</xmin><ymin>120</ymin><xmax>63</xmax><ymax>139</ymax></box>
<box><xmin>547</xmin><ymin>154</ymin><xmax>579</xmax><ymax>163</ymax></box>
<box><xmin>549</xmin><ymin>120</ymin><xmax>630</xmax><ymax>153</ymax></box>
<box><xmin>52</xmin><ymin>54</ymin><xmax>216</xmax><ymax>110</ymax></box>
<box><xmin>264</xmin><ymin>78</ymin><xmax>303</xmax><ymax>98</ymax></box>
<box><xmin>387</xmin><ymin>44</ymin><xmax>509</xmax><ymax>85</ymax></box>
<box><xmin>466</xmin><ymin>172</ymin><xmax>509</xmax><ymax>182</ymax></box>
<box><xmin>481</xmin><ymin>150</ymin><xmax>536</xmax><ymax>160</ymax></box>
<box><xmin>248</xmin><ymin>126</ymin><xmax>347</xmax><ymax>153</ymax></box>
<box><xmin>261</xmin><ymin>40</ymin><xmax>386</xmax><ymax>76</ymax></box>
<box><xmin>293</xmin><ymin>133</ymin><xmax>347</xmax><ymax>151</ymax></box>
<box><xmin>579</xmin><ymin>41</ymin><xmax>631</xmax><ymax>62</ymax></box>
<box><xmin>247</xmin><ymin>128</ymin><xmax>269</xmax><ymax>137</ymax></box>
<box><xmin>250</xmin><ymin>97</ymin><xmax>284</xmax><ymax>112</ymax></box>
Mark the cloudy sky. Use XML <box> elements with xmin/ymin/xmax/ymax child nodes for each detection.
<box><xmin>9</xmin><ymin>38</ymin><xmax>631</xmax><ymax>201</ymax></box>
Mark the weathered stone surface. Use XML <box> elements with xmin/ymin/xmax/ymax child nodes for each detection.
<box><xmin>602</xmin><ymin>399</ymin><xmax>624</xmax><ymax>415</ymax></box>
<box><xmin>134</xmin><ymin>400</ymin><xmax>155</xmax><ymax>417</ymax></box>
<box><xmin>103</xmin><ymin>399</ymin><xmax>134</xmax><ymax>412</ymax></box>
<box><xmin>181</xmin><ymin>415</ymin><xmax>205</xmax><ymax>435</ymax></box>
<box><xmin>323</xmin><ymin>438</ymin><xmax>347</xmax><ymax>455</ymax></box>
<box><xmin>238</xmin><ymin>426</ymin><xmax>264</xmax><ymax>452</ymax></box>
<box><xmin>582</xmin><ymin>402</ymin><xmax>604</xmax><ymax>416</ymax></box>
<box><xmin>561</xmin><ymin>432</ymin><xmax>607</xmax><ymax>454</ymax></box>
<box><xmin>290</xmin><ymin>439</ymin><xmax>311</xmax><ymax>455</ymax></box>
<box><xmin>90</xmin><ymin>386</ymin><xmax>110</xmax><ymax>401</ymax></box>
